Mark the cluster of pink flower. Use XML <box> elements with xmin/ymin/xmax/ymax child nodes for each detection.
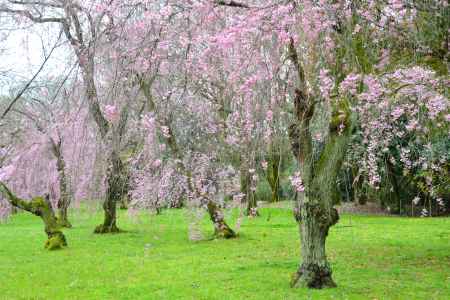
<box><xmin>347</xmin><ymin>65</ymin><xmax>449</xmax><ymax>204</ymax></box>
<box><xmin>289</xmin><ymin>172</ymin><xmax>305</xmax><ymax>193</ymax></box>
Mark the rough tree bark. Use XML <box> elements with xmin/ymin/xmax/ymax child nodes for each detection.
<box><xmin>291</xmin><ymin>200</ymin><xmax>339</xmax><ymax>288</ymax></box>
<box><xmin>94</xmin><ymin>151</ymin><xmax>123</xmax><ymax>233</ymax></box>
<box><xmin>207</xmin><ymin>201</ymin><xmax>236</xmax><ymax>238</ymax></box>
<box><xmin>290</xmin><ymin>128</ymin><xmax>350</xmax><ymax>288</ymax></box>
<box><xmin>289</xmin><ymin>95</ymin><xmax>352</xmax><ymax>288</ymax></box>
<box><xmin>0</xmin><ymin>182</ymin><xmax>67</xmax><ymax>250</ymax></box>
<box><xmin>50</xmin><ymin>138</ymin><xmax>72</xmax><ymax>228</ymax></box>
<box><xmin>287</xmin><ymin>39</ymin><xmax>352</xmax><ymax>288</ymax></box>
<box><xmin>84</xmin><ymin>67</ymin><xmax>123</xmax><ymax>234</ymax></box>
<box><xmin>94</xmin><ymin>106</ymin><xmax>129</xmax><ymax>234</ymax></box>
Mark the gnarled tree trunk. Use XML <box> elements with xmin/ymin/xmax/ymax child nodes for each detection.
<box><xmin>291</xmin><ymin>200</ymin><xmax>339</xmax><ymax>288</ymax></box>
<box><xmin>78</xmin><ymin>47</ymin><xmax>126</xmax><ymax>234</ymax></box>
<box><xmin>0</xmin><ymin>182</ymin><xmax>67</xmax><ymax>250</ymax></box>
<box><xmin>94</xmin><ymin>151</ymin><xmax>123</xmax><ymax>234</ymax></box>
<box><xmin>289</xmin><ymin>116</ymin><xmax>351</xmax><ymax>288</ymax></box>
<box><xmin>287</xmin><ymin>38</ymin><xmax>352</xmax><ymax>288</ymax></box>
<box><xmin>240</xmin><ymin>167</ymin><xmax>259</xmax><ymax>217</ymax></box>
<box><xmin>207</xmin><ymin>201</ymin><xmax>236</xmax><ymax>238</ymax></box>
<box><xmin>88</xmin><ymin>92</ymin><xmax>128</xmax><ymax>234</ymax></box>
<box><xmin>50</xmin><ymin>138</ymin><xmax>72</xmax><ymax>228</ymax></box>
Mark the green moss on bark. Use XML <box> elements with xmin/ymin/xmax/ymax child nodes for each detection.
<box><xmin>0</xmin><ymin>183</ymin><xmax>68</xmax><ymax>250</ymax></box>
<box><xmin>207</xmin><ymin>201</ymin><xmax>236</xmax><ymax>239</ymax></box>
<box><xmin>45</xmin><ymin>232</ymin><xmax>67</xmax><ymax>250</ymax></box>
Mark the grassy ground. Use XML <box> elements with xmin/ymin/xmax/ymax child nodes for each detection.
<box><xmin>0</xmin><ymin>206</ymin><xmax>449</xmax><ymax>300</ymax></box>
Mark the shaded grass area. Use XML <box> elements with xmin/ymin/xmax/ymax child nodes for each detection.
<box><xmin>0</xmin><ymin>207</ymin><xmax>449</xmax><ymax>299</ymax></box>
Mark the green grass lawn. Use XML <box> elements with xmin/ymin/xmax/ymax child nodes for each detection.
<box><xmin>0</xmin><ymin>206</ymin><xmax>449</xmax><ymax>300</ymax></box>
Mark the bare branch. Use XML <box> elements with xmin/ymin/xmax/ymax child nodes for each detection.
<box><xmin>1</xmin><ymin>31</ymin><xmax>62</xmax><ymax>119</ymax></box>
<box><xmin>214</xmin><ymin>0</ymin><xmax>250</xmax><ymax>8</ymax></box>
<box><xmin>0</xmin><ymin>6</ymin><xmax>65</xmax><ymax>23</ymax></box>
<box><xmin>7</xmin><ymin>1</ymin><xmax>63</xmax><ymax>9</ymax></box>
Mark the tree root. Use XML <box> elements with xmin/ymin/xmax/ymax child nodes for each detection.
<box><xmin>291</xmin><ymin>263</ymin><xmax>336</xmax><ymax>289</ymax></box>
<box><xmin>94</xmin><ymin>224</ymin><xmax>121</xmax><ymax>234</ymax></box>
<box><xmin>44</xmin><ymin>232</ymin><xmax>67</xmax><ymax>251</ymax></box>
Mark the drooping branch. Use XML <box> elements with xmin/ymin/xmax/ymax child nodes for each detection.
<box><xmin>138</xmin><ymin>79</ymin><xmax>236</xmax><ymax>238</ymax></box>
<box><xmin>1</xmin><ymin>1</ymin><xmax>109</xmax><ymax>138</ymax></box>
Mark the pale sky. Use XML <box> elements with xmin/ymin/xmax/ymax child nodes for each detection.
<box><xmin>0</xmin><ymin>21</ymin><xmax>73</xmax><ymax>95</ymax></box>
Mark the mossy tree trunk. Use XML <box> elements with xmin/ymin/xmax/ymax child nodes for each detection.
<box><xmin>80</xmin><ymin>55</ymin><xmax>118</xmax><ymax>234</ymax></box>
<box><xmin>291</xmin><ymin>200</ymin><xmax>339</xmax><ymax>288</ymax></box>
<box><xmin>77</xmin><ymin>45</ymin><xmax>129</xmax><ymax>234</ymax></box>
<box><xmin>49</xmin><ymin>137</ymin><xmax>72</xmax><ymax>228</ymax></box>
<box><xmin>207</xmin><ymin>201</ymin><xmax>236</xmax><ymax>238</ymax></box>
<box><xmin>94</xmin><ymin>150</ymin><xmax>123</xmax><ymax>234</ymax></box>
<box><xmin>118</xmin><ymin>172</ymin><xmax>130</xmax><ymax>210</ymax></box>
<box><xmin>0</xmin><ymin>182</ymin><xmax>67</xmax><ymax>250</ymax></box>
<box><xmin>289</xmin><ymin>105</ymin><xmax>351</xmax><ymax>288</ymax></box>
<box><xmin>94</xmin><ymin>106</ymin><xmax>129</xmax><ymax>234</ymax></box>
<box><xmin>287</xmin><ymin>40</ymin><xmax>352</xmax><ymax>288</ymax></box>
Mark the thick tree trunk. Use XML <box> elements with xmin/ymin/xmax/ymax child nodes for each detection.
<box><xmin>0</xmin><ymin>182</ymin><xmax>67</xmax><ymax>250</ymax></box>
<box><xmin>286</xmin><ymin>35</ymin><xmax>353</xmax><ymax>289</ymax></box>
<box><xmin>291</xmin><ymin>201</ymin><xmax>339</xmax><ymax>288</ymax></box>
<box><xmin>80</xmin><ymin>59</ymin><xmax>120</xmax><ymax>234</ymax></box>
<box><xmin>94</xmin><ymin>151</ymin><xmax>122</xmax><ymax>234</ymax></box>
<box><xmin>94</xmin><ymin>195</ymin><xmax>119</xmax><ymax>233</ymax></box>
<box><xmin>43</xmin><ymin>207</ymin><xmax>68</xmax><ymax>250</ymax></box>
<box><xmin>207</xmin><ymin>201</ymin><xmax>236</xmax><ymax>238</ymax></box>
<box><xmin>49</xmin><ymin>137</ymin><xmax>72</xmax><ymax>228</ymax></box>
